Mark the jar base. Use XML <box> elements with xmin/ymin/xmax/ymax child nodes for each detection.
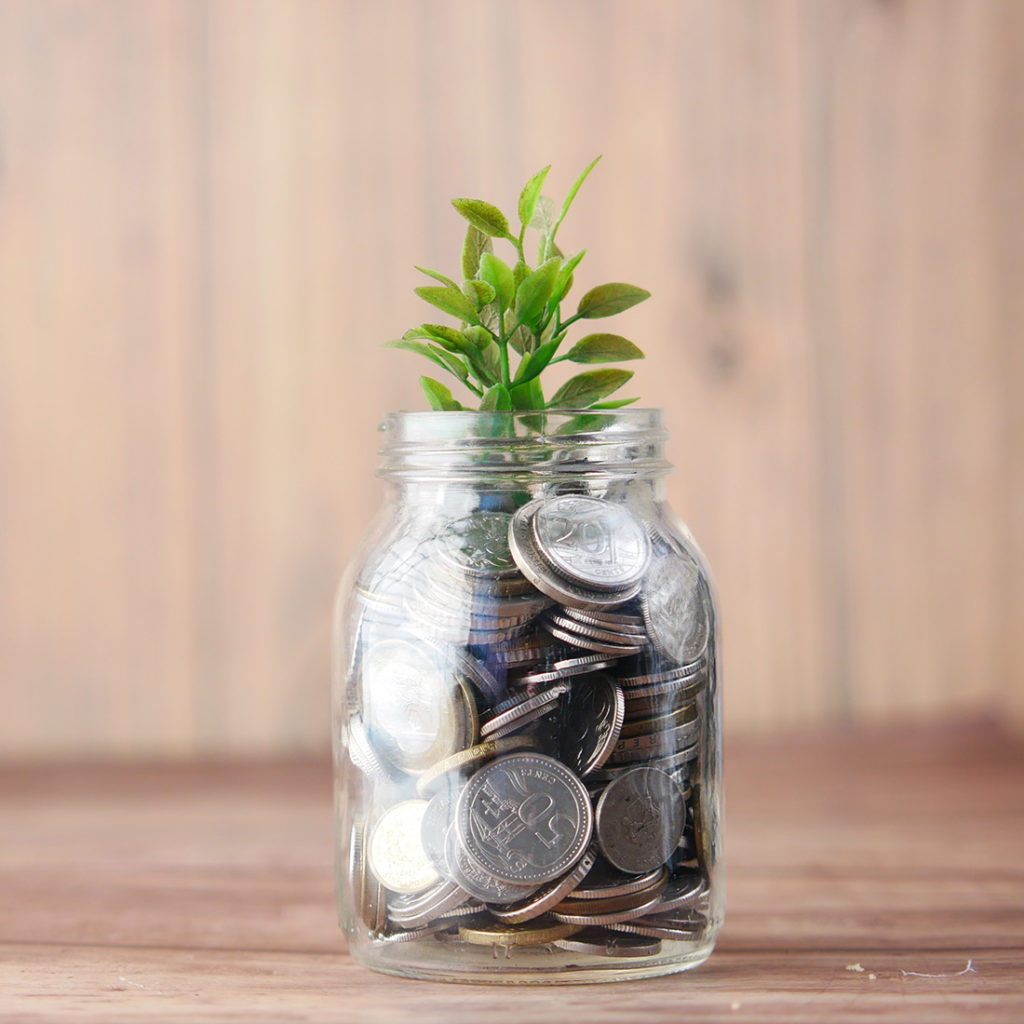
<box><xmin>348</xmin><ymin>936</ymin><xmax>717</xmax><ymax>985</ymax></box>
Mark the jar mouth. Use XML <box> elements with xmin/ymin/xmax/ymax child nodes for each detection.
<box><xmin>378</xmin><ymin>409</ymin><xmax>671</xmax><ymax>483</ymax></box>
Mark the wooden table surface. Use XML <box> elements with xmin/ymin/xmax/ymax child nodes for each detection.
<box><xmin>3</xmin><ymin>724</ymin><xmax>1022</xmax><ymax>1022</ymax></box>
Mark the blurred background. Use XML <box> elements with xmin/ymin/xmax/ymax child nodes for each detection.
<box><xmin>0</xmin><ymin>0</ymin><xmax>1021</xmax><ymax>759</ymax></box>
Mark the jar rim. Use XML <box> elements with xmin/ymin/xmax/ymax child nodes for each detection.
<box><xmin>377</xmin><ymin>408</ymin><xmax>671</xmax><ymax>482</ymax></box>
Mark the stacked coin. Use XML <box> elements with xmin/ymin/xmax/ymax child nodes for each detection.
<box><xmin>345</xmin><ymin>493</ymin><xmax>715</xmax><ymax>957</ymax></box>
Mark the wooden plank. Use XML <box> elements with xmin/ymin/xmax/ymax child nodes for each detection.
<box><xmin>0</xmin><ymin>0</ymin><xmax>204</xmax><ymax>756</ymax></box>
<box><xmin>0</xmin><ymin>726</ymin><xmax>1022</xmax><ymax>1020</ymax></box>
<box><xmin>800</xmin><ymin>1</ymin><xmax>1018</xmax><ymax>722</ymax></box>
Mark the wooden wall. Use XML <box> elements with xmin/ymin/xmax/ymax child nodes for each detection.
<box><xmin>1</xmin><ymin>0</ymin><xmax>1021</xmax><ymax>757</ymax></box>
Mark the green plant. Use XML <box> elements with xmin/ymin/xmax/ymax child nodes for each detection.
<box><xmin>385</xmin><ymin>157</ymin><xmax>650</xmax><ymax>412</ymax></box>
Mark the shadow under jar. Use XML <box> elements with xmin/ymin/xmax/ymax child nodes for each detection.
<box><xmin>332</xmin><ymin>409</ymin><xmax>723</xmax><ymax>984</ymax></box>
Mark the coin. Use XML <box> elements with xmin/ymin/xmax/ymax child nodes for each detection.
<box><xmin>571</xmin><ymin>863</ymin><xmax>667</xmax><ymax>901</ymax></box>
<box><xmin>595</xmin><ymin>767</ymin><xmax>686</xmax><ymax>874</ymax></box>
<box><xmin>546</xmin><ymin>611</ymin><xmax>650</xmax><ymax>647</ymax></box>
<box><xmin>606</xmin><ymin>912</ymin><xmax>707</xmax><ymax>941</ymax></box>
<box><xmin>543</xmin><ymin>620</ymin><xmax>647</xmax><ymax>657</ymax></box>
<box><xmin>457</xmin><ymin>752</ymin><xmax>593</xmax><ymax>886</ymax></box>
<box><xmin>444</xmin><ymin>824</ymin><xmax>536</xmax><ymax>905</ymax></box>
<box><xmin>516</xmin><ymin>654</ymin><xmax>619</xmax><ymax>687</ymax></box>
<box><xmin>420</xmin><ymin>787</ymin><xmax>459</xmax><ymax>875</ymax></box>
<box><xmin>361</xmin><ymin>639</ymin><xmax>474</xmax><ymax>774</ymax></box>
<box><xmin>607</xmin><ymin>721</ymin><xmax>701</xmax><ymax>765</ymax></box>
<box><xmin>562</xmin><ymin>607</ymin><xmax>647</xmax><ymax>634</ymax></box>
<box><xmin>649</xmin><ymin>870</ymin><xmax>706</xmax><ymax>915</ymax></box>
<box><xmin>436</xmin><ymin>510</ymin><xmax>520</xmax><ymax>579</ymax></box>
<box><xmin>551</xmin><ymin>889</ymin><xmax>666</xmax><ymax>927</ymax></box>
<box><xmin>368</xmin><ymin>800</ymin><xmax>440</xmax><ymax>895</ymax></box>
<box><xmin>488</xmin><ymin>846</ymin><xmax>599</xmax><ymax>924</ymax></box>
<box><xmin>554</xmin><ymin>928</ymin><xmax>663</xmax><ymax>958</ymax></box>
<box><xmin>346</xmin><ymin>716</ymin><xmax>396</xmax><ymax>784</ymax></box>
<box><xmin>480</xmin><ymin>682</ymin><xmax>568</xmax><ymax>739</ymax></box>
<box><xmin>387</xmin><ymin>879</ymin><xmax>469</xmax><ymax>928</ymax></box>
<box><xmin>619</xmin><ymin>703</ymin><xmax>697</xmax><ymax>739</ymax></box>
<box><xmin>641</xmin><ymin>551</ymin><xmax>709</xmax><ymax>667</ymax></box>
<box><xmin>458</xmin><ymin>918</ymin><xmax>581</xmax><ymax>947</ymax></box>
<box><xmin>554</xmin><ymin>870</ymin><xmax>667</xmax><ymax>916</ymax></box>
<box><xmin>416</xmin><ymin>735</ymin><xmax>540</xmax><ymax>799</ymax></box>
<box><xmin>532</xmin><ymin>496</ymin><xmax>651</xmax><ymax>592</ymax></box>
<box><xmin>509</xmin><ymin>500</ymin><xmax>639</xmax><ymax>609</ymax></box>
<box><xmin>560</xmin><ymin>675</ymin><xmax>625</xmax><ymax>776</ymax></box>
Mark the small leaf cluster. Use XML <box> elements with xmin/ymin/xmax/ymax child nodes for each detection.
<box><xmin>384</xmin><ymin>157</ymin><xmax>650</xmax><ymax>411</ymax></box>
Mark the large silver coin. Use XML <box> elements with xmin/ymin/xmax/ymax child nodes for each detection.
<box><xmin>560</xmin><ymin>675</ymin><xmax>625</xmax><ymax>776</ymax></box>
<box><xmin>595</xmin><ymin>767</ymin><xmax>685</xmax><ymax>874</ymax></box>
<box><xmin>368</xmin><ymin>800</ymin><xmax>440</xmax><ymax>895</ymax></box>
<box><xmin>509</xmin><ymin>501</ymin><xmax>638</xmax><ymax>609</ymax></box>
<box><xmin>457</xmin><ymin>752</ymin><xmax>593</xmax><ymax>886</ymax></box>
<box><xmin>532</xmin><ymin>496</ymin><xmax>651</xmax><ymax>592</ymax></box>
<box><xmin>641</xmin><ymin>552</ymin><xmax>709</xmax><ymax>667</ymax></box>
<box><xmin>436</xmin><ymin>510</ymin><xmax>520</xmax><ymax>579</ymax></box>
<box><xmin>444</xmin><ymin>824</ymin><xmax>536</xmax><ymax>905</ymax></box>
<box><xmin>361</xmin><ymin>639</ymin><xmax>470</xmax><ymax>774</ymax></box>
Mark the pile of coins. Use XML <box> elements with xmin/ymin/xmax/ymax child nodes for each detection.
<box><xmin>343</xmin><ymin>492</ymin><xmax>715</xmax><ymax>959</ymax></box>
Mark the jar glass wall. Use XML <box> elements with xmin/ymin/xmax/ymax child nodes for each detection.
<box><xmin>332</xmin><ymin>410</ymin><xmax>723</xmax><ymax>983</ymax></box>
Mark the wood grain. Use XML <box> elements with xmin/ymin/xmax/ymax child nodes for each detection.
<box><xmin>1</xmin><ymin>725</ymin><xmax>1022</xmax><ymax>1021</ymax></box>
<box><xmin>0</xmin><ymin>1</ymin><xmax>1021</xmax><ymax>755</ymax></box>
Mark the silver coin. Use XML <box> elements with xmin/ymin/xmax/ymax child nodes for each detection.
<box><xmin>444</xmin><ymin>824</ymin><xmax>536</xmax><ymax>905</ymax></box>
<box><xmin>607</xmin><ymin>721</ymin><xmax>701</xmax><ymax>765</ymax></box>
<box><xmin>480</xmin><ymin>682</ymin><xmax>568</xmax><ymax>739</ymax></box>
<box><xmin>595</xmin><ymin>767</ymin><xmax>686</xmax><ymax>874</ymax></box>
<box><xmin>488</xmin><ymin>846</ymin><xmax>599</xmax><ymax>924</ymax></box>
<box><xmin>571</xmin><ymin>863</ymin><xmax>667</xmax><ymax>901</ymax></box>
<box><xmin>551</xmin><ymin>890</ymin><xmax>666</xmax><ymax>927</ymax></box>
<box><xmin>563</xmin><ymin>607</ymin><xmax>647</xmax><ymax>635</ymax></box>
<box><xmin>560</xmin><ymin>675</ymin><xmax>626</xmax><ymax>776</ymax></box>
<box><xmin>641</xmin><ymin>552</ymin><xmax>709</xmax><ymax>667</ymax></box>
<box><xmin>387</xmin><ymin>879</ymin><xmax>468</xmax><ymax>927</ymax></box>
<box><xmin>544</xmin><ymin>620</ymin><xmax>647</xmax><ymax>657</ymax></box>
<box><xmin>606</xmin><ymin>911</ymin><xmax>707</xmax><ymax>941</ymax></box>
<box><xmin>554</xmin><ymin>928</ymin><xmax>663</xmax><ymax>958</ymax></box>
<box><xmin>457</xmin><ymin>752</ymin><xmax>594</xmax><ymax>886</ymax></box>
<box><xmin>420</xmin><ymin>787</ymin><xmax>459</xmax><ymax>876</ymax></box>
<box><xmin>649</xmin><ymin>870</ymin><xmax>707</xmax><ymax>915</ymax></box>
<box><xmin>484</xmin><ymin>704</ymin><xmax>560</xmax><ymax>740</ymax></box>
<box><xmin>547</xmin><ymin>612</ymin><xmax>648</xmax><ymax>646</ymax></box>
<box><xmin>516</xmin><ymin>654</ymin><xmax>619</xmax><ymax>687</ymax></box>
<box><xmin>509</xmin><ymin>500</ymin><xmax>639</xmax><ymax>609</ymax></box>
<box><xmin>436</xmin><ymin>510</ymin><xmax>520</xmax><ymax>579</ymax></box>
<box><xmin>532</xmin><ymin>496</ymin><xmax>651</xmax><ymax>592</ymax></box>
<box><xmin>346</xmin><ymin>716</ymin><xmax>396</xmax><ymax>784</ymax></box>
<box><xmin>361</xmin><ymin>639</ymin><xmax>471</xmax><ymax>774</ymax></box>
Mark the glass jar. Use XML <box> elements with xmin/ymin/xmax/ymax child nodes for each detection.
<box><xmin>332</xmin><ymin>409</ymin><xmax>722</xmax><ymax>983</ymax></box>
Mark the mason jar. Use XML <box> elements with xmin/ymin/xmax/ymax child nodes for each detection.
<box><xmin>332</xmin><ymin>409</ymin><xmax>722</xmax><ymax>983</ymax></box>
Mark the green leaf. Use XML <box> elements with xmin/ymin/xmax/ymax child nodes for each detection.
<box><xmin>462</xmin><ymin>279</ymin><xmax>497</xmax><ymax>308</ymax></box>
<box><xmin>590</xmin><ymin>397</ymin><xmax>640</xmax><ymax>409</ymax></box>
<box><xmin>452</xmin><ymin>198</ymin><xmax>511</xmax><ymax>239</ymax></box>
<box><xmin>415</xmin><ymin>285</ymin><xmax>480</xmax><ymax>323</ymax></box>
<box><xmin>420</xmin><ymin>376</ymin><xmax>463</xmax><ymax>411</ymax></box>
<box><xmin>530</xmin><ymin>195</ymin><xmax>557</xmax><ymax>233</ymax></box>
<box><xmin>551</xmin><ymin>250</ymin><xmax>586</xmax><ymax>305</ymax></box>
<box><xmin>509</xmin><ymin>376</ymin><xmax>545</xmax><ymax>410</ymax></box>
<box><xmin>507</xmin><ymin>323</ymin><xmax>533</xmax><ymax>356</ymax></box>
<box><xmin>415</xmin><ymin>266</ymin><xmax>459</xmax><ymax>291</ymax></box>
<box><xmin>576</xmin><ymin>283</ymin><xmax>651</xmax><ymax>318</ymax></box>
<box><xmin>479</xmin><ymin>383</ymin><xmax>513</xmax><ymax>411</ymax></box>
<box><xmin>410</xmin><ymin>324</ymin><xmax>466</xmax><ymax>350</ymax></box>
<box><xmin>479</xmin><ymin>341</ymin><xmax>503</xmax><ymax>380</ymax></box>
<box><xmin>514</xmin><ymin>257</ymin><xmax>562</xmax><ymax>327</ymax></box>
<box><xmin>383</xmin><ymin>339</ymin><xmax>469</xmax><ymax>381</ymax></box>
<box><xmin>548</xmin><ymin>368</ymin><xmax>633</xmax><ymax>408</ymax></box>
<box><xmin>518</xmin><ymin>165</ymin><xmax>551</xmax><ymax>229</ymax></box>
<box><xmin>554</xmin><ymin>155</ymin><xmax>601</xmax><ymax>239</ymax></box>
<box><xmin>462</xmin><ymin>325</ymin><xmax>493</xmax><ymax>350</ymax></box>
<box><xmin>461</xmin><ymin>225</ymin><xmax>493</xmax><ymax>279</ymax></box>
<box><xmin>513</xmin><ymin>338</ymin><xmax>560</xmax><ymax>383</ymax></box>
<box><xmin>565</xmin><ymin>333</ymin><xmax>645</xmax><ymax>363</ymax></box>
<box><xmin>478</xmin><ymin>253</ymin><xmax>515</xmax><ymax>311</ymax></box>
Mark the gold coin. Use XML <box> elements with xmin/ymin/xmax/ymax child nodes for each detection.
<box><xmin>458</xmin><ymin>919</ymin><xmax>581</xmax><ymax>947</ymax></box>
<box><xmin>415</xmin><ymin>735</ymin><xmax>539</xmax><ymax>798</ymax></box>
